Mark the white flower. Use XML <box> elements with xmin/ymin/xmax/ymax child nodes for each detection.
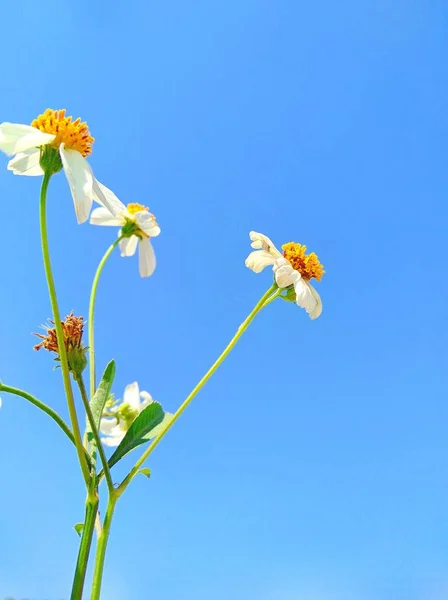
<box><xmin>0</xmin><ymin>109</ymin><xmax>119</xmax><ymax>224</ymax></box>
<box><xmin>90</xmin><ymin>188</ymin><xmax>160</xmax><ymax>278</ymax></box>
<box><xmin>100</xmin><ymin>382</ymin><xmax>172</xmax><ymax>447</ymax></box>
<box><xmin>245</xmin><ymin>231</ymin><xmax>324</xmax><ymax>319</ymax></box>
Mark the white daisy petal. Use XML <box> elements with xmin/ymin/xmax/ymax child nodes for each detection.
<box><xmin>139</xmin><ymin>391</ymin><xmax>153</xmax><ymax>408</ymax></box>
<box><xmin>7</xmin><ymin>148</ymin><xmax>43</xmax><ymax>176</ymax></box>
<box><xmin>245</xmin><ymin>249</ymin><xmax>275</xmax><ymax>273</ymax></box>
<box><xmin>137</xmin><ymin>213</ymin><xmax>161</xmax><ymax>237</ymax></box>
<box><xmin>273</xmin><ymin>259</ymin><xmax>300</xmax><ymax>288</ymax></box>
<box><xmin>294</xmin><ymin>278</ymin><xmax>322</xmax><ymax>319</ymax></box>
<box><xmin>119</xmin><ymin>235</ymin><xmax>139</xmax><ymax>257</ymax></box>
<box><xmin>92</xmin><ymin>178</ymin><xmax>126</xmax><ymax>216</ymax></box>
<box><xmin>138</xmin><ymin>237</ymin><xmax>156</xmax><ymax>277</ymax></box>
<box><xmin>59</xmin><ymin>144</ymin><xmax>93</xmax><ymax>224</ymax></box>
<box><xmin>307</xmin><ymin>282</ymin><xmax>323</xmax><ymax>319</ymax></box>
<box><xmin>0</xmin><ymin>123</ymin><xmax>55</xmax><ymax>156</ymax></box>
<box><xmin>249</xmin><ymin>231</ymin><xmax>282</xmax><ymax>257</ymax></box>
<box><xmin>99</xmin><ymin>418</ymin><xmax>120</xmax><ymax>436</ymax></box>
<box><xmin>102</xmin><ymin>433</ymin><xmax>125</xmax><ymax>447</ymax></box>
<box><xmin>90</xmin><ymin>206</ymin><xmax>124</xmax><ymax>226</ymax></box>
<box><xmin>123</xmin><ymin>382</ymin><xmax>141</xmax><ymax>410</ymax></box>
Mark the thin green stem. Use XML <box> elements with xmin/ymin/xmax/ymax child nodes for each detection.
<box><xmin>39</xmin><ymin>172</ymin><xmax>90</xmax><ymax>484</ymax></box>
<box><xmin>75</xmin><ymin>373</ymin><xmax>115</xmax><ymax>494</ymax></box>
<box><xmin>89</xmin><ymin>237</ymin><xmax>123</xmax><ymax>401</ymax></box>
<box><xmin>70</xmin><ymin>490</ymin><xmax>99</xmax><ymax>600</ymax></box>
<box><xmin>118</xmin><ymin>284</ymin><xmax>280</xmax><ymax>492</ymax></box>
<box><xmin>0</xmin><ymin>383</ymin><xmax>75</xmax><ymax>446</ymax></box>
<box><xmin>90</xmin><ymin>493</ymin><xmax>117</xmax><ymax>600</ymax></box>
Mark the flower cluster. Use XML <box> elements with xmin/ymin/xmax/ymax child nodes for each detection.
<box><xmin>1</xmin><ymin>109</ymin><xmax>325</xmax><ymax>442</ymax></box>
<box><xmin>0</xmin><ymin>109</ymin><xmax>160</xmax><ymax>278</ymax></box>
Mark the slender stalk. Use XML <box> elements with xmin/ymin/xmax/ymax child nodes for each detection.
<box><xmin>89</xmin><ymin>237</ymin><xmax>123</xmax><ymax>400</ymax></box>
<box><xmin>75</xmin><ymin>373</ymin><xmax>115</xmax><ymax>494</ymax></box>
<box><xmin>0</xmin><ymin>383</ymin><xmax>75</xmax><ymax>446</ymax></box>
<box><xmin>70</xmin><ymin>491</ymin><xmax>99</xmax><ymax>600</ymax></box>
<box><xmin>39</xmin><ymin>173</ymin><xmax>90</xmax><ymax>484</ymax></box>
<box><xmin>119</xmin><ymin>284</ymin><xmax>280</xmax><ymax>492</ymax></box>
<box><xmin>90</xmin><ymin>493</ymin><xmax>117</xmax><ymax>600</ymax></box>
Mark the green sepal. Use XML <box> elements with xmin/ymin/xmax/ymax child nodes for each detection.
<box><xmin>39</xmin><ymin>145</ymin><xmax>63</xmax><ymax>175</ymax></box>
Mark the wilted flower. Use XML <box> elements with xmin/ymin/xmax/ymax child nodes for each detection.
<box><xmin>0</xmin><ymin>109</ymin><xmax>118</xmax><ymax>223</ymax></box>
<box><xmin>245</xmin><ymin>231</ymin><xmax>324</xmax><ymax>319</ymax></box>
<box><xmin>100</xmin><ymin>382</ymin><xmax>171</xmax><ymax>447</ymax></box>
<box><xmin>34</xmin><ymin>312</ymin><xmax>87</xmax><ymax>375</ymax></box>
<box><xmin>90</xmin><ymin>185</ymin><xmax>160</xmax><ymax>277</ymax></box>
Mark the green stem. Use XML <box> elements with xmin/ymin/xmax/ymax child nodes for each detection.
<box><xmin>75</xmin><ymin>373</ymin><xmax>115</xmax><ymax>494</ymax></box>
<box><xmin>119</xmin><ymin>284</ymin><xmax>280</xmax><ymax>492</ymax></box>
<box><xmin>0</xmin><ymin>383</ymin><xmax>75</xmax><ymax>446</ymax></box>
<box><xmin>70</xmin><ymin>491</ymin><xmax>99</xmax><ymax>600</ymax></box>
<box><xmin>89</xmin><ymin>237</ymin><xmax>123</xmax><ymax>401</ymax></box>
<box><xmin>39</xmin><ymin>172</ymin><xmax>90</xmax><ymax>484</ymax></box>
<box><xmin>90</xmin><ymin>493</ymin><xmax>117</xmax><ymax>600</ymax></box>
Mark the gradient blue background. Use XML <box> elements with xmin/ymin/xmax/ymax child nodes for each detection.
<box><xmin>0</xmin><ymin>1</ymin><xmax>447</xmax><ymax>599</ymax></box>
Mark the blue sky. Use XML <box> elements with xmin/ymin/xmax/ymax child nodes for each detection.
<box><xmin>0</xmin><ymin>1</ymin><xmax>447</xmax><ymax>599</ymax></box>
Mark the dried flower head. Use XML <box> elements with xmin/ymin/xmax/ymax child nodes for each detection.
<box><xmin>34</xmin><ymin>312</ymin><xmax>87</xmax><ymax>375</ymax></box>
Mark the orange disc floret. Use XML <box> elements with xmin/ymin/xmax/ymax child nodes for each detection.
<box><xmin>31</xmin><ymin>109</ymin><xmax>94</xmax><ymax>157</ymax></box>
<box><xmin>282</xmin><ymin>242</ymin><xmax>325</xmax><ymax>281</ymax></box>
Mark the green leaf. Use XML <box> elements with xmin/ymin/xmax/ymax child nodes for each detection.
<box><xmin>74</xmin><ymin>522</ymin><xmax>84</xmax><ymax>537</ymax></box>
<box><xmin>86</xmin><ymin>360</ymin><xmax>116</xmax><ymax>438</ymax></box>
<box><xmin>137</xmin><ymin>468</ymin><xmax>151</xmax><ymax>478</ymax></box>
<box><xmin>108</xmin><ymin>402</ymin><xmax>164</xmax><ymax>469</ymax></box>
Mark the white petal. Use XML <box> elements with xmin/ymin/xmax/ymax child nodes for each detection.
<box><xmin>245</xmin><ymin>250</ymin><xmax>275</xmax><ymax>273</ymax></box>
<box><xmin>102</xmin><ymin>433</ymin><xmax>125</xmax><ymax>447</ymax></box>
<box><xmin>294</xmin><ymin>279</ymin><xmax>322</xmax><ymax>319</ymax></box>
<box><xmin>137</xmin><ymin>213</ymin><xmax>161</xmax><ymax>237</ymax></box>
<box><xmin>273</xmin><ymin>259</ymin><xmax>300</xmax><ymax>288</ymax></box>
<box><xmin>59</xmin><ymin>144</ymin><xmax>93</xmax><ymax>224</ymax></box>
<box><xmin>119</xmin><ymin>235</ymin><xmax>138</xmax><ymax>257</ymax></box>
<box><xmin>92</xmin><ymin>178</ymin><xmax>126</xmax><ymax>217</ymax></box>
<box><xmin>90</xmin><ymin>206</ymin><xmax>124</xmax><ymax>226</ymax></box>
<box><xmin>139</xmin><ymin>391</ymin><xmax>153</xmax><ymax>409</ymax></box>
<box><xmin>99</xmin><ymin>418</ymin><xmax>120</xmax><ymax>436</ymax></box>
<box><xmin>307</xmin><ymin>282</ymin><xmax>323</xmax><ymax>319</ymax></box>
<box><xmin>249</xmin><ymin>231</ymin><xmax>282</xmax><ymax>258</ymax></box>
<box><xmin>123</xmin><ymin>382</ymin><xmax>141</xmax><ymax>410</ymax></box>
<box><xmin>0</xmin><ymin>123</ymin><xmax>55</xmax><ymax>156</ymax></box>
<box><xmin>139</xmin><ymin>238</ymin><xmax>156</xmax><ymax>277</ymax></box>
<box><xmin>7</xmin><ymin>148</ymin><xmax>43</xmax><ymax>176</ymax></box>
<box><xmin>146</xmin><ymin>412</ymin><xmax>173</xmax><ymax>439</ymax></box>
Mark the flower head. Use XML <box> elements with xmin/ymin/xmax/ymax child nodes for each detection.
<box><xmin>100</xmin><ymin>382</ymin><xmax>171</xmax><ymax>447</ymax></box>
<box><xmin>0</xmin><ymin>109</ymin><xmax>119</xmax><ymax>223</ymax></box>
<box><xmin>34</xmin><ymin>312</ymin><xmax>87</xmax><ymax>375</ymax></box>
<box><xmin>90</xmin><ymin>187</ymin><xmax>160</xmax><ymax>278</ymax></box>
<box><xmin>245</xmin><ymin>231</ymin><xmax>324</xmax><ymax>319</ymax></box>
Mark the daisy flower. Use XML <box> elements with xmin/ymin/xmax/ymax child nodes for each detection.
<box><xmin>100</xmin><ymin>382</ymin><xmax>171</xmax><ymax>447</ymax></box>
<box><xmin>0</xmin><ymin>109</ymin><xmax>118</xmax><ymax>223</ymax></box>
<box><xmin>245</xmin><ymin>231</ymin><xmax>324</xmax><ymax>319</ymax></box>
<box><xmin>90</xmin><ymin>186</ymin><xmax>160</xmax><ymax>278</ymax></box>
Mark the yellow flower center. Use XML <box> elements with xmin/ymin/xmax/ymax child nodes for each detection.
<box><xmin>126</xmin><ymin>202</ymin><xmax>149</xmax><ymax>215</ymax></box>
<box><xmin>282</xmin><ymin>242</ymin><xmax>325</xmax><ymax>281</ymax></box>
<box><xmin>31</xmin><ymin>109</ymin><xmax>94</xmax><ymax>157</ymax></box>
